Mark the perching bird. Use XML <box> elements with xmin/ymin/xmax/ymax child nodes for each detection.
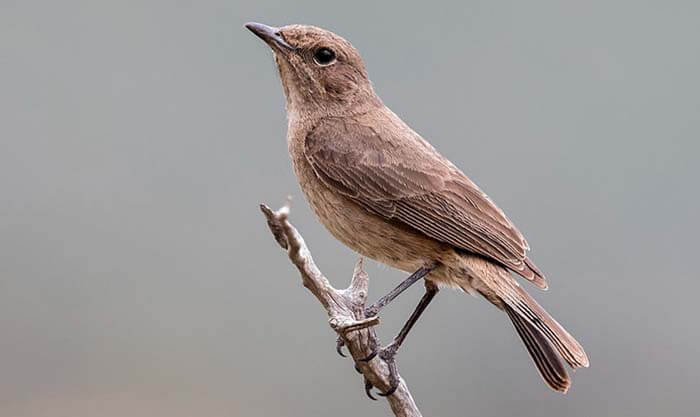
<box><xmin>245</xmin><ymin>22</ymin><xmax>589</xmax><ymax>395</ymax></box>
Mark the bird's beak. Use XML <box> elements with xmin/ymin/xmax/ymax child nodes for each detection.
<box><xmin>245</xmin><ymin>22</ymin><xmax>296</xmax><ymax>51</ymax></box>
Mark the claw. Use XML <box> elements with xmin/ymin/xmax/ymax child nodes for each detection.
<box><xmin>356</xmin><ymin>360</ymin><xmax>378</xmax><ymax>400</ymax></box>
<box><xmin>335</xmin><ymin>336</ymin><xmax>346</xmax><ymax>357</ymax></box>
<box><xmin>364</xmin><ymin>378</ymin><xmax>378</xmax><ymax>400</ymax></box>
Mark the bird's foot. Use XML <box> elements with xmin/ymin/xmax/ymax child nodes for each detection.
<box><xmin>352</xmin><ymin>359</ymin><xmax>379</xmax><ymax>400</ymax></box>
<box><xmin>364</xmin><ymin>377</ymin><xmax>378</xmax><ymax>400</ymax></box>
<box><xmin>376</xmin><ymin>342</ymin><xmax>400</xmax><ymax>397</ymax></box>
<box><xmin>354</xmin><ymin>346</ymin><xmax>379</xmax><ymax>399</ymax></box>
<box><xmin>358</xmin><ymin>342</ymin><xmax>399</xmax><ymax>398</ymax></box>
<box><xmin>334</xmin><ymin>316</ymin><xmax>380</xmax><ymax>358</ymax></box>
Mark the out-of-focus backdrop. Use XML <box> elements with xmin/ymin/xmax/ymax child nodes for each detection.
<box><xmin>2</xmin><ymin>1</ymin><xmax>698</xmax><ymax>416</ymax></box>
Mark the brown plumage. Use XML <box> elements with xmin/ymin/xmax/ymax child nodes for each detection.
<box><xmin>246</xmin><ymin>22</ymin><xmax>588</xmax><ymax>393</ymax></box>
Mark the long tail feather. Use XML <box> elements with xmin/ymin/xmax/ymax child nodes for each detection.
<box><xmin>505</xmin><ymin>304</ymin><xmax>570</xmax><ymax>392</ymax></box>
<box><xmin>507</xmin><ymin>285</ymin><xmax>589</xmax><ymax>369</ymax></box>
<box><xmin>475</xmin><ymin>266</ymin><xmax>589</xmax><ymax>369</ymax></box>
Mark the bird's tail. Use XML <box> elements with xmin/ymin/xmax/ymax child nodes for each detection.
<box><xmin>486</xmin><ymin>283</ymin><xmax>589</xmax><ymax>393</ymax></box>
<box><xmin>461</xmin><ymin>259</ymin><xmax>589</xmax><ymax>393</ymax></box>
<box><xmin>504</xmin><ymin>303</ymin><xmax>571</xmax><ymax>392</ymax></box>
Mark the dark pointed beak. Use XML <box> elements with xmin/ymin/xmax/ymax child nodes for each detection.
<box><xmin>244</xmin><ymin>22</ymin><xmax>296</xmax><ymax>51</ymax></box>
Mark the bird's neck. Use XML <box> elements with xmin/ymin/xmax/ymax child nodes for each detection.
<box><xmin>286</xmin><ymin>91</ymin><xmax>383</xmax><ymax>122</ymax></box>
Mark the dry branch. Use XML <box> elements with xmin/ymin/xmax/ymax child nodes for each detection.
<box><xmin>260</xmin><ymin>201</ymin><xmax>422</xmax><ymax>417</ymax></box>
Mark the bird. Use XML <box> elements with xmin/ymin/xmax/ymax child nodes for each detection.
<box><xmin>245</xmin><ymin>22</ymin><xmax>589</xmax><ymax>395</ymax></box>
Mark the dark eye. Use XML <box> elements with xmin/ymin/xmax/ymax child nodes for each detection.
<box><xmin>313</xmin><ymin>47</ymin><xmax>336</xmax><ymax>65</ymax></box>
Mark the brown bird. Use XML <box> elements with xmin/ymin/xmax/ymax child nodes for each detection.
<box><xmin>246</xmin><ymin>22</ymin><xmax>589</xmax><ymax>395</ymax></box>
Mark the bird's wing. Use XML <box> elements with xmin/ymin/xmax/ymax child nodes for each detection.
<box><xmin>304</xmin><ymin>115</ymin><xmax>547</xmax><ymax>289</ymax></box>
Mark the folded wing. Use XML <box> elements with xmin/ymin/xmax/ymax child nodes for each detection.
<box><xmin>305</xmin><ymin>114</ymin><xmax>547</xmax><ymax>288</ymax></box>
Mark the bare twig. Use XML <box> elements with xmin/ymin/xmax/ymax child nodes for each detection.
<box><xmin>260</xmin><ymin>201</ymin><xmax>422</xmax><ymax>417</ymax></box>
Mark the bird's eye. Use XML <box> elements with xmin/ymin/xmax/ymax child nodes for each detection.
<box><xmin>313</xmin><ymin>47</ymin><xmax>336</xmax><ymax>66</ymax></box>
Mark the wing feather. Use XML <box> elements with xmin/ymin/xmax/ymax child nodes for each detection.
<box><xmin>305</xmin><ymin>114</ymin><xmax>547</xmax><ymax>289</ymax></box>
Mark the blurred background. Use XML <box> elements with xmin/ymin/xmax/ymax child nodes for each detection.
<box><xmin>1</xmin><ymin>1</ymin><xmax>698</xmax><ymax>416</ymax></box>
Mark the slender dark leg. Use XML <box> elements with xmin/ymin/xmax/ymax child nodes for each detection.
<box><xmin>377</xmin><ymin>281</ymin><xmax>439</xmax><ymax>396</ymax></box>
<box><xmin>364</xmin><ymin>265</ymin><xmax>435</xmax><ymax>318</ymax></box>
<box><xmin>336</xmin><ymin>265</ymin><xmax>435</xmax><ymax>360</ymax></box>
<box><xmin>386</xmin><ymin>281</ymin><xmax>439</xmax><ymax>353</ymax></box>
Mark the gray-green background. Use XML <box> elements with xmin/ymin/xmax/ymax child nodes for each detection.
<box><xmin>2</xmin><ymin>1</ymin><xmax>698</xmax><ymax>416</ymax></box>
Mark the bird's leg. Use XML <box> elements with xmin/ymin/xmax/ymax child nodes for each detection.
<box><xmin>337</xmin><ymin>264</ymin><xmax>432</xmax><ymax>358</ymax></box>
<box><xmin>342</xmin><ymin>264</ymin><xmax>437</xmax><ymax>399</ymax></box>
<box><xmin>351</xmin><ymin>265</ymin><xmax>433</xmax><ymax>362</ymax></box>
<box><xmin>344</xmin><ymin>265</ymin><xmax>433</xmax><ymax>360</ymax></box>
<box><xmin>364</xmin><ymin>265</ymin><xmax>435</xmax><ymax>318</ymax></box>
<box><xmin>376</xmin><ymin>280</ymin><xmax>439</xmax><ymax>397</ymax></box>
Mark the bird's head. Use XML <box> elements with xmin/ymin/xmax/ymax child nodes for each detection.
<box><xmin>245</xmin><ymin>22</ymin><xmax>379</xmax><ymax>115</ymax></box>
